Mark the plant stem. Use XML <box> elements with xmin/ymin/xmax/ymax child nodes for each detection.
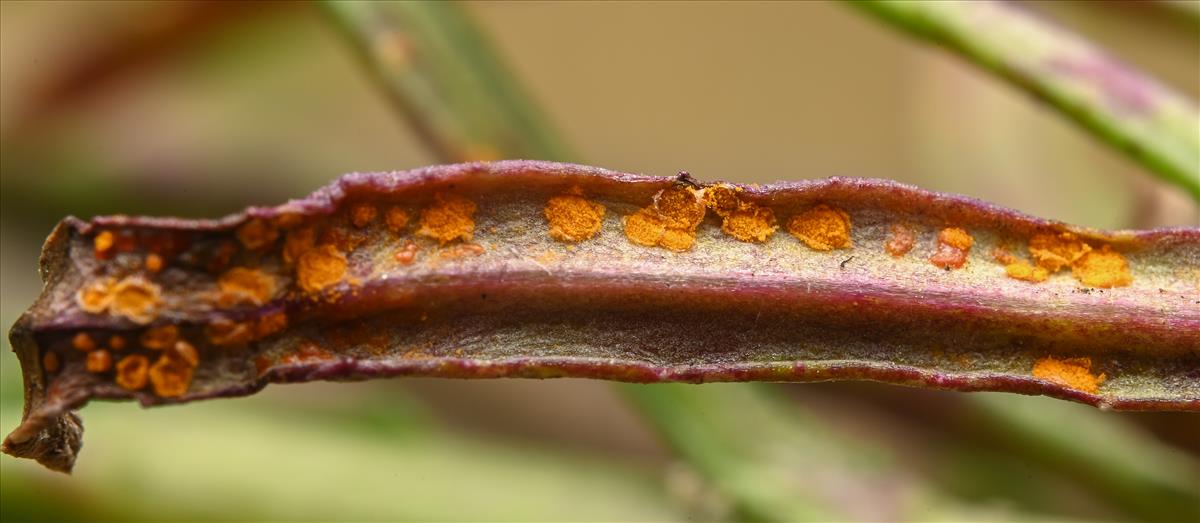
<box><xmin>852</xmin><ymin>0</ymin><xmax>1200</xmax><ymax>201</ymax></box>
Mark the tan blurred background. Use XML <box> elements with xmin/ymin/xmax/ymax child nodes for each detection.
<box><xmin>1</xmin><ymin>1</ymin><xmax>1197</xmax><ymax>521</ymax></box>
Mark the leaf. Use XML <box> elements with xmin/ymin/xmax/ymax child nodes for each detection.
<box><xmin>4</xmin><ymin>160</ymin><xmax>1198</xmax><ymax>472</ymax></box>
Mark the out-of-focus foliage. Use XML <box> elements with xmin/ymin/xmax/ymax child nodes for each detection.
<box><xmin>2</xmin><ymin>1</ymin><xmax>1197</xmax><ymax>522</ymax></box>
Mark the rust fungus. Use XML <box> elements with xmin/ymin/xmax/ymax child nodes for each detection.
<box><xmin>705</xmin><ymin>185</ymin><xmax>776</xmax><ymax>243</ymax></box>
<box><xmin>885</xmin><ymin>223</ymin><xmax>916</xmax><ymax>257</ymax></box>
<box><xmin>140</xmin><ymin>324</ymin><xmax>178</xmax><ymax>350</ymax></box>
<box><xmin>255</xmin><ymin>310</ymin><xmax>288</xmax><ymax>339</ymax></box>
<box><xmin>71</xmin><ymin>333</ymin><xmax>96</xmax><ymax>352</ymax></box>
<box><xmin>85</xmin><ymin>350</ymin><xmax>112</xmax><ymax>373</ymax></box>
<box><xmin>929</xmin><ymin>227</ymin><xmax>974</xmax><ymax>270</ymax></box>
<box><xmin>115</xmin><ymin>355</ymin><xmax>149</xmax><ymax>391</ymax></box>
<box><xmin>394</xmin><ymin>241</ymin><xmax>420</xmax><ymax>265</ymax></box>
<box><xmin>144</xmin><ymin>253</ymin><xmax>164</xmax><ymax>273</ymax></box>
<box><xmin>1032</xmin><ymin>356</ymin><xmax>1106</xmax><ymax>394</ymax></box>
<box><xmin>171</xmin><ymin>340</ymin><xmax>200</xmax><ymax>368</ymax></box>
<box><xmin>206</xmin><ymin>318</ymin><xmax>255</xmax><ymax>347</ymax></box>
<box><xmin>787</xmin><ymin>204</ymin><xmax>852</xmax><ymax>251</ymax></box>
<box><xmin>624</xmin><ymin>185</ymin><xmax>706</xmax><ymax>251</ymax></box>
<box><xmin>149</xmin><ymin>354</ymin><xmax>194</xmax><ymax>398</ymax></box>
<box><xmin>1030</xmin><ymin>232</ymin><xmax>1092</xmax><ymax>272</ymax></box>
<box><xmin>236</xmin><ymin>218</ymin><xmax>279</xmax><ymax>250</ymax></box>
<box><xmin>283</xmin><ymin>226</ymin><xmax>317</xmax><ymax>265</ymax></box>
<box><xmin>350</xmin><ymin>202</ymin><xmax>378</xmax><ymax>228</ymax></box>
<box><xmin>206</xmin><ymin>240</ymin><xmax>238</xmax><ymax>274</ymax></box>
<box><xmin>109</xmin><ymin>335</ymin><xmax>128</xmax><ymax>351</ymax></box>
<box><xmin>108</xmin><ymin>276</ymin><xmax>162</xmax><ymax>324</ymax></box>
<box><xmin>417</xmin><ymin>193</ymin><xmax>477</xmax><ymax>245</ymax></box>
<box><xmin>438</xmin><ymin>243</ymin><xmax>486</xmax><ymax>260</ymax></box>
<box><xmin>93</xmin><ymin>230</ymin><xmax>115</xmax><ymax>259</ymax></box>
<box><xmin>273</xmin><ymin>212</ymin><xmax>304</xmax><ymax>230</ymax></box>
<box><xmin>76</xmin><ymin>277</ymin><xmax>116</xmax><ymax>314</ymax></box>
<box><xmin>297</xmin><ymin>244</ymin><xmax>347</xmax><ymax>293</ymax></box>
<box><xmin>217</xmin><ymin>267</ymin><xmax>277</xmax><ymax>307</ymax></box>
<box><xmin>385</xmin><ymin>206</ymin><xmax>409</xmax><ymax>233</ymax></box>
<box><xmin>544</xmin><ymin>189</ymin><xmax>606</xmax><ymax>242</ymax></box>
<box><xmin>42</xmin><ymin>352</ymin><xmax>60</xmax><ymax>375</ymax></box>
<box><xmin>1072</xmin><ymin>245</ymin><xmax>1132</xmax><ymax>288</ymax></box>
<box><xmin>1005</xmin><ymin>261</ymin><xmax>1050</xmax><ymax>283</ymax></box>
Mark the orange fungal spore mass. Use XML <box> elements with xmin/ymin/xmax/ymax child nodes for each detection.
<box><xmin>149</xmin><ymin>354</ymin><xmax>194</xmax><ymax>398</ymax></box>
<box><xmin>76</xmin><ymin>277</ymin><xmax>116</xmax><ymax>314</ymax></box>
<box><xmin>236</xmin><ymin>218</ymin><xmax>279</xmax><ymax>250</ymax></box>
<box><xmin>43</xmin><ymin>352</ymin><xmax>60</xmax><ymax>374</ymax></box>
<box><xmin>140</xmin><ymin>324</ymin><xmax>179</xmax><ymax>350</ymax></box>
<box><xmin>623</xmin><ymin>185</ymin><xmax>706</xmax><ymax>252</ymax></box>
<box><xmin>417</xmin><ymin>193</ymin><xmax>477</xmax><ymax>245</ymax></box>
<box><xmin>787</xmin><ymin>204</ymin><xmax>851</xmax><ymax>251</ymax></box>
<box><xmin>116</xmin><ymin>355</ymin><xmax>149</xmax><ymax>390</ymax></box>
<box><xmin>1005</xmin><ymin>261</ymin><xmax>1049</xmax><ymax>283</ymax></box>
<box><xmin>93</xmin><ymin>231</ymin><xmax>115</xmax><ymax>258</ymax></box>
<box><xmin>72</xmin><ymin>332</ymin><xmax>96</xmax><ymax>352</ymax></box>
<box><xmin>885</xmin><ymin>223</ymin><xmax>915</xmax><ymax>257</ymax></box>
<box><xmin>1031</xmin><ymin>357</ymin><xmax>1106</xmax><ymax>394</ymax></box>
<box><xmin>86</xmin><ymin>349</ymin><xmax>112</xmax><ymax>373</ymax></box>
<box><xmin>1072</xmin><ymin>246</ymin><xmax>1132</xmax><ymax>288</ymax></box>
<box><xmin>704</xmin><ymin>185</ymin><xmax>776</xmax><ymax>243</ymax></box>
<box><xmin>297</xmin><ymin>244</ymin><xmax>347</xmax><ymax>293</ymax></box>
<box><xmin>218</xmin><ymin>267</ymin><xmax>277</xmax><ymax>307</ymax></box>
<box><xmin>544</xmin><ymin>191</ymin><xmax>606</xmax><ymax>242</ymax></box>
<box><xmin>350</xmin><ymin>203</ymin><xmax>378</xmax><ymax>228</ymax></box>
<box><xmin>929</xmin><ymin>227</ymin><xmax>974</xmax><ymax>270</ymax></box>
<box><xmin>1030</xmin><ymin>232</ymin><xmax>1091</xmax><ymax>272</ymax></box>
<box><xmin>385</xmin><ymin>206</ymin><xmax>409</xmax><ymax>233</ymax></box>
<box><xmin>283</xmin><ymin>227</ymin><xmax>317</xmax><ymax>265</ymax></box>
<box><xmin>109</xmin><ymin>277</ymin><xmax>162</xmax><ymax>324</ymax></box>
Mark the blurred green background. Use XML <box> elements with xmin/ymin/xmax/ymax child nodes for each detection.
<box><xmin>1</xmin><ymin>1</ymin><xmax>1197</xmax><ymax>521</ymax></box>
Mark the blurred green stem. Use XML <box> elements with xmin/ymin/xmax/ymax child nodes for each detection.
<box><xmin>852</xmin><ymin>0</ymin><xmax>1200</xmax><ymax>201</ymax></box>
<box><xmin>320</xmin><ymin>0</ymin><xmax>575</xmax><ymax>162</ymax></box>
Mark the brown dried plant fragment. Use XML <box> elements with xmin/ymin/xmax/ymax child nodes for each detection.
<box><xmin>544</xmin><ymin>189</ymin><xmax>606</xmax><ymax>242</ymax></box>
<box><xmin>788</xmin><ymin>204</ymin><xmax>851</xmax><ymax>251</ymax></box>
<box><xmin>417</xmin><ymin>193</ymin><xmax>476</xmax><ymax>244</ymax></box>
<box><xmin>1032</xmin><ymin>357</ymin><xmax>1106</xmax><ymax>394</ymax></box>
<box><xmin>3</xmin><ymin>161</ymin><xmax>1197</xmax><ymax>474</ymax></box>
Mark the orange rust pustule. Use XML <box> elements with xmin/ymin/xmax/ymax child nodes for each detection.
<box><xmin>109</xmin><ymin>335</ymin><xmax>128</xmax><ymax>351</ymax></box>
<box><xmin>42</xmin><ymin>352</ymin><xmax>60</xmax><ymax>375</ymax></box>
<box><xmin>255</xmin><ymin>310</ymin><xmax>288</xmax><ymax>339</ymax></box>
<box><xmin>297</xmin><ymin>244</ymin><xmax>347</xmax><ymax>293</ymax></box>
<box><xmin>76</xmin><ymin>277</ymin><xmax>116</xmax><ymax>314</ymax></box>
<box><xmin>283</xmin><ymin>226</ymin><xmax>317</xmax><ymax>265</ymax></box>
<box><xmin>1032</xmin><ymin>357</ymin><xmax>1106</xmax><ymax>394</ymax></box>
<box><xmin>206</xmin><ymin>318</ymin><xmax>255</xmax><ymax>347</ymax></box>
<box><xmin>929</xmin><ymin>227</ymin><xmax>974</xmax><ymax>270</ymax></box>
<box><xmin>787</xmin><ymin>204</ymin><xmax>852</xmax><ymax>251</ymax></box>
<box><xmin>350</xmin><ymin>203</ymin><xmax>378</xmax><ymax>228</ymax></box>
<box><xmin>438</xmin><ymin>243</ymin><xmax>486</xmax><ymax>260</ymax></box>
<box><xmin>385</xmin><ymin>206</ymin><xmax>409</xmax><ymax>233</ymax></box>
<box><xmin>1030</xmin><ymin>232</ymin><xmax>1091</xmax><ymax>272</ymax></box>
<box><xmin>144</xmin><ymin>253</ymin><xmax>164</xmax><ymax>273</ymax></box>
<box><xmin>705</xmin><ymin>185</ymin><xmax>776</xmax><ymax>243</ymax></box>
<box><xmin>217</xmin><ymin>267</ymin><xmax>277</xmax><ymax>307</ymax></box>
<box><xmin>115</xmin><ymin>355</ymin><xmax>149</xmax><ymax>391</ymax></box>
<box><xmin>1005</xmin><ymin>261</ymin><xmax>1049</xmax><ymax>283</ymax></box>
<box><xmin>417</xmin><ymin>193</ymin><xmax>477</xmax><ymax>245</ymax></box>
<box><xmin>394</xmin><ymin>241</ymin><xmax>420</xmax><ymax>265</ymax></box>
<box><xmin>236</xmin><ymin>218</ymin><xmax>279</xmax><ymax>250</ymax></box>
<box><xmin>93</xmin><ymin>230</ymin><xmax>115</xmax><ymax>259</ymax></box>
<box><xmin>72</xmin><ymin>333</ymin><xmax>96</xmax><ymax>352</ymax></box>
<box><xmin>86</xmin><ymin>350</ymin><xmax>112</xmax><ymax>373</ymax></box>
<box><xmin>544</xmin><ymin>191</ymin><xmax>606</xmax><ymax>242</ymax></box>
<box><xmin>623</xmin><ymin>185</ymin><xmax>706</xmax><ymax>252</ymax></box>
<box><xmin>171</xmin><ymin>341</ymin><xmax>200</xmax><ymax>368</ymax></box>
<box><xmin>140</xmin><ymin>325</ymin><xmax>178</xmax><ymax>350</ymax></box>
<box><xmin>1072</xmin><ymin>246</ymin><xmax>1132</xmax><ymax>288</ymax></box>
<box><xmin>149</xmin><ymin>354</ymin><xmax>194</xmax><ymax>398</ymax></box>
<box><xmin>885</xmin><ymin>223</ymin><xmax>915</xmax><ymax>257</ymax></box>
<box><xmin>108</xmin><ymin>276</ymin><xmax>162</xmax><ymax>324</ymax></box>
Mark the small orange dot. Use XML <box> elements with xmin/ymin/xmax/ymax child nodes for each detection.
<box><xmin>72</xmin><ymin>332</ymin><xmax>96</xmax><ymax>352</ymax></box>
<box><xmin>86</xmin><ymin>349</ymin><xmax>113</xmax><ymax>373</ymax></box>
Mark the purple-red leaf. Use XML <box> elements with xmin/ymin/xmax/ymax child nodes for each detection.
<box><xmin>5</xmin><ymin>161</ymin><xmax>1198</xmax><ymax>472</ymax></box>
